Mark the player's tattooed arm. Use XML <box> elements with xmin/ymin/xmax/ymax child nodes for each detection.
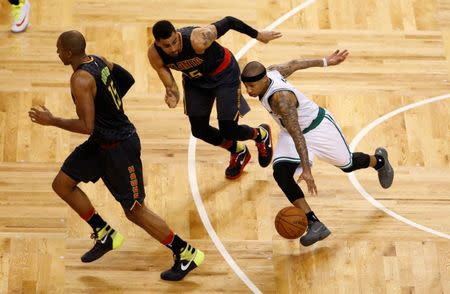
<box><xmin>270</xmin><ymin>91</ymin><xmax>311</xmax><ymax>172</ymax></box>
<box><xmin>268</xmin><ymin>59</ymin><xmax>324</xmax><ymax>78</ymax></box>
<box><xmin>191</xmin><ymin>25</ymin><xmax>218</xmax><ymax>54</ymax></box>
<box><xmin>270</xmin><ymin>90</ymin><xmax>317</xmax><ymax>194</ymax></box>
<box><xmin>268</xmin><ymin>49</ymin><xmax>349</xmax><ymax>78</ymax></box>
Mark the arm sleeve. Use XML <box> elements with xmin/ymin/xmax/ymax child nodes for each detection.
<box><xmin>111</xmin><ymin>63</ymin><xmax>135</xmax><ymax>98</ymax></box>
<box><xmin>212</xmin><ymin>16</ymin><xmax>258</xmax><ymax>39</ymax></box>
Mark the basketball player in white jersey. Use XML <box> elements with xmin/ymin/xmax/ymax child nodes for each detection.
<box><xmin>240</xmin><ymin>50</ymin><xmax>394</xmax><ymax>246</ymax></box>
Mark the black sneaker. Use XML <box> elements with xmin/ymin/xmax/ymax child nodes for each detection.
<box><xmin>255</xmin><ymin>124</ymin><xmax>273</xmax><ymax>168</ymax></box>
<box><xmin>80</xmin><ymin>225</ymin><xmax>124</xmax><ymax>263</ymax></box>
<box><xmin>161</xmin><ymin>244</ymin><xmax>205</xmax><ymax>281</ymax></box>
<box><xmin>375</xmin><ymin>147</ymin><xmax>394</xmax><ymax>189</ymax></box>
<box><xmin>225</xmin><ymin>145</ymin><xmax>251</xmax><ymax>179</ymax></box>
<box><xmin>300</xmin><ymin>221</ymin><xmax>331</xmax><ymax>247</ymax></box>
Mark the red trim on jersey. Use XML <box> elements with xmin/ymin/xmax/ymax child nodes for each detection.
<box><xmin>210</xmin><ymin>47</ymin><xmax>231</xmax><ymax>76</ymax></box>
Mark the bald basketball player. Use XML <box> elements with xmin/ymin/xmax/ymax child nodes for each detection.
<box><xmin>148</xmin><ymin>17</ymin><xmax>281</xmax><ymax>179</ymax></box>
<box><xmin>28</xmin><ymin>30</ymin><xmax>203</xmax><ymax>281</ymax></box>
<box><xmin>240</xmin><ymin>51</ymin><xmax>394</xmax><ymax>246</ymax></box>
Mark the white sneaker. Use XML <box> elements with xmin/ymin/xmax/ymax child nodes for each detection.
<box><xmin>11</xmin><ymin>0</ymin><xmax>31</xmax><ymax>33</ymax></box>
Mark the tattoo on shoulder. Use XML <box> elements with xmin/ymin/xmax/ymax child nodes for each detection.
<box><xmin>201</xmin><ymin>30</ymin><xmax>215</xmax><ymax>46</ymax></box>
<box><xmin>268</xmin><ymin>62</ymin><xmax>295</xmax><ymax>78</ymax></box>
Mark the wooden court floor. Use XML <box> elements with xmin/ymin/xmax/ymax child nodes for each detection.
<box><xmin>0</xmin><ymin>0</ymin><xmax>449</xmax><ymax>293</ymax></box>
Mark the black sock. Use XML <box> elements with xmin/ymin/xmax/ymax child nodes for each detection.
<box><xmin>226</xmin><ymin>141</ymin><xmax>237</xmax><ymax>153</ymax></box>
<box><xmin>306</xmin><ymin>211</ymin><xmax>319</xmax><ymax>223</ymax></box>
<box><xmin>9</xmin><ymin>0</ymin><xmax>20</xmax><ymax>5</ymax></box>
<box><xmin>87</xmin><ymin>213</ymin><xmax>107</xmax><ymax>231</ymax></box>
<box><xmin>374</xmin><ymin>154</ymin><xmax>385</xmax><ymax>170</ymax></box>
<box><xmin>254</xmin><ymin>128</ymin><xmax>262</xmax><ymax>143</ymax></box>
<box><xmin>167</xmin><ymin>234</ymin><xmax>187</xmax><ymax>255</ymax></box>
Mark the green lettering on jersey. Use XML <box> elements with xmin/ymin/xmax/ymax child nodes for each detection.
<box><xmin>101</xmin><ymin>67</ymin><xmax>110</xmax><ymax>85</ymax></box>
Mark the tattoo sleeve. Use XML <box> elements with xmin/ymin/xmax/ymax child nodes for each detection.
<box><xmin>268</xmin><ymin>59</ymin><xmax>324</xmax><ymax>78</ymax></box>
<box><xmin>271</xmin><ymin>91</ymin><xmax>311</xmax><ymax>171</ymax></box>
<box><xmin>201</xmin><ymin>30</ymin><xmax>216</xmax><ymax>47</ymax></box>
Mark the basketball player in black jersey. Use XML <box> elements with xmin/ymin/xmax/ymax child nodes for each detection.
<box><xmin>148</xmin><ymin>17</ymin><xmax>282</xmax><ymax>179</ymax></box>
<box><xmin>28</xmin><ymin>30</ymin><xmax>203</xmax><ymax>281</ymax></box>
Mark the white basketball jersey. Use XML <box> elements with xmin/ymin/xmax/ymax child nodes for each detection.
<box><xmin>259</xmin><ymin>70</ymin><xmax>319</xmax><ymax>131</ymax></box>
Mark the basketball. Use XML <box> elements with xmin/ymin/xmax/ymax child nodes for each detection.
<box><xmin>275</xmin><ymin>206</ymin><xmax>308</xmax><ymax>239</ymax></box>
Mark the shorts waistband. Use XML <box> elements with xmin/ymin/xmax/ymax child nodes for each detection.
<box><xmin>100</xmin><ymin>141</ymin><xmax>120</xmax><ymax>149</ymax></box>
<box><xmin>302</xmin><ymin>107</ymin><xmax>325</xmax><ymax>134</ymax></box>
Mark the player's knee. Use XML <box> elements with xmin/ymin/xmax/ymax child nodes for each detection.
<box><xmin>341</xmin><ymin>166</ymin><xmax>353</xmax><ymax>173</ymax></box>
<box><xmin>219</xmin><ymin>124</ymin><xmax>238</xmax><ymax>140</ymax></box>
<box><xmin>123</xmin><ymin>202</ymin><xmax>143</xmax><ymax>223</ymax></box>
<box><xmin>52</xmin><ymin>175</ymin><xmax>71</xmax><ymax>197</ymax></box>
<box><xmin>189</xmin><ymin>116</ymin><xmax>210</xmax><ymax>140</ymax></box>
<box><xmin>273</xmin><ymin>162</ymin><xmax>295</xmax><ymax>186</ymax></box>
<box><xmin>273</xmin><ymin>162</ymin><xmax>304</xmax><ymax>203</ymax></box>
<box><xmin>190</xmin><ymin>125</ymin><xmax>207</xmax><ymax>140</ymax></box>
<box><xmin>51</xmin><ymin>177</ymin><xmax>60</xmax><ymax>194</ymax></box>
<box><xmin>341</xmin><ymin>152</ymin><xmax>370</xmax><ymax>173</ymax></box>
<box><xmin>273</xmin><ymin>164</ymin><xmax>287</xmax><ymax>186</ymax></box>
<box><xmin>124</xmin><ymin>207</ymin><xmax>138</xmax><ymax>223</ymax></box>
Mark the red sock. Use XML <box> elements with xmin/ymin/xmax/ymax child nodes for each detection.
<box><xmin>220</xmin><ymin>139</ymin><xmax>233</xmax><ymax>150</ymax></box>
<box><xmin>161</xmin><ymin>230</ymin><xmax>175</xmax><ymax>246</ymax></box>
<box><xmin>80</xmin><ymin>208</ymin><xmax>95</xmax><ymax>221</ymax></box>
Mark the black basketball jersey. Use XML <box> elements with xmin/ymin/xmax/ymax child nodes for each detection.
<box><xmin>75</xmin><ymin>55</ymin><xmax>135</xmax><ymax>144</ymax></box>
<box><xmin>155</xmin><ymin>26</ymin><xmax>227</xmax><ymax>81</ymax></box>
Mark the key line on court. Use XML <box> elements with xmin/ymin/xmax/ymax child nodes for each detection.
<box><xmin>348</xmin><ymin>93</ymin><xmax>450</xmax><ymax>240</ymax></box>
<box><xmin>188</xmin><ymin>0</ymin><xmax>317</xmax><ymax>293</ymax></box>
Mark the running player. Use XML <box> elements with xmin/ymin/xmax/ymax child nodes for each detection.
<box><xmin>148</xmin><ymin>17</ymin><xmax>281</xmax><ymax>179</ymax></box>
<box><xmin>28</xmin><ymin>30</ymin><xmax>203</xmax><ymax>281</ymax></box>
<box><xmin>240</xmin><ymin>50</ymin><xmax>394</xmax><ymax>246</ymax></box>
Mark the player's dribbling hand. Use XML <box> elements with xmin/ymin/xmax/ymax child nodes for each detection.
<box><xmin>256</xmin><ymin>31</ymin><xmax>282</xmax><ymax>43</ymax></box>
<box><xmin>28</xmin><ymin>105</ymin><xmax>54</xmax><ymax>126</ymax></box>
<box><xmin>165</xmin><ymin>88</ymin><xmax>179</xmax><ymax>108</ymax></box>
<box><xmin>326</xmin><ymin>49</ymin><xmax>349</xmax><ymax>66</ymax></box>
<box><xmin>297</xmin><ymin>170</ymin><xmax>318</xmax><ymax>196</ymax></box>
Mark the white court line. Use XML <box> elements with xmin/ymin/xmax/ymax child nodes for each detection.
<box><xmin>188</xmin><ymin>1</ymin><xmax>317</xmax><ymax>293</ymax></box>
<box><xmin>347</xmin><ymin>93</ymin><xmax>450</xmax><ymax>240</ymax></box>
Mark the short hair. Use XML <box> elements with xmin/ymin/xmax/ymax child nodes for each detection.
<box><xmin>58</xmin><ymin>30</ymin><xmax>86</xmax><ymax>56</ymax></box>
<box><xmin>152</xmin><ymin>20</ymin><xmax>176</xmax><ymax>41</ymax></box>
<box><xmin>241</xmin><ymin>61</ymin><xmax>267</xmax><ymax>82</ymax></box>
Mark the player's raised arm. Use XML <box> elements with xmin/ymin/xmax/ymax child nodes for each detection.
<box><xmin>268</xmin><ymin>49</ymin><xmax>349</xmax><ymax>79</ymax></box>
<box><xmin>191</xmin><ymin>16</ymin><xmax>282</xmax><ymax>53</ymax></box>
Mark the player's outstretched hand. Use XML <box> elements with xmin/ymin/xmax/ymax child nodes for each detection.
<box><xmin>256</xmin><ymin>31</ymin><xmax>282</xmax><ymax>43</ymax></box>
<box><xmin>29</xmin><ymin>105</ymin><xmax>54</xmax><ymax>126</ymax></box>
<box><xmin>297</xmin><ymin>170</ymin><xmax>318</xmax><ymax>196</ymax></box>
<box><xmin>326</xmin><ymin>49</ymin><xmax>349</xmax><ymax>66</ymax></box>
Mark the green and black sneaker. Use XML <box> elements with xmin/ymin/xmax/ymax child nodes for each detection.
<box><xmin>161</xmin><ymin>244</ymin><xmax>205</xmax><ymax>281</ymax></box>
<box><xmin>81</xmin><ymin>225</ymin><xmax>124</xmax><ymax>263</ymax></box>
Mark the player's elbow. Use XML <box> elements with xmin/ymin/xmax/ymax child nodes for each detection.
<box><xmin>83</xmin><ymin>123</ymin><xmax>94</xmax><ymax>135</ymax></box>
<box><xmin>223</xmin><ymin>16</ymin><xmax>235</xmax><ymax>22</ymax></box>
<box><xmin>84</xmin><ymin>127</ymin><xmax>94</xmax><ymax>135</ymax></box>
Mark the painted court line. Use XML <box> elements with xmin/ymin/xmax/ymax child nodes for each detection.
<box><xmin>347</xmin><ymin>93</ymin><xmax>450</xmax><ymax>240</ymax></box>
<box><xmin>188</xmin><ymin>1</ymin><xmax>317</xmax><ymax>293</ymax></box>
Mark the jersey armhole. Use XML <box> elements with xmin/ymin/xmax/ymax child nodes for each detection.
<box><xmin>269</xmin><ymin>89</ymin><xmax>299</xmax><ymax>108</ymax></box>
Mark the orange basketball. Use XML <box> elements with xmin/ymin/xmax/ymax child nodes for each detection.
<box><xmin>275</xmin><ymin>206</ymin><xmax>308</xmax><ymax>239</ymax></box>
